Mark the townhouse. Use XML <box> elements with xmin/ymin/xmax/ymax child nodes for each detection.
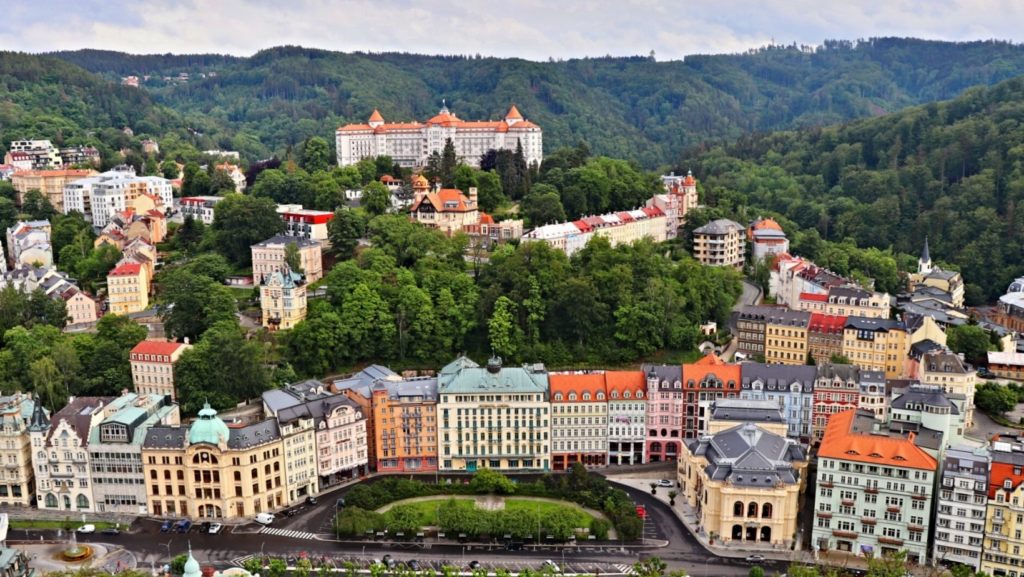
<box><xmin>643</xmin><ymin>364</ymin><xmax>682</xmax><ymax>462</ymax></box>
<box><xmin>811</xmin><ymin>364</ymin><xmax>862</xmax><ymax>443</ymax></box>
<box><xmin>763</xmin><ymin>308</ymin><xmax>811</xmax><ymax>365</ymax></box>
<box><xmin>934</xmin><ymin>445</ymin><xmax>989</xmax><ymax>572</ymax></box>
<box><xmin>0</xmin><ymin>393</ymin><xmax>44</xmax><ymax>507</ymax></box>
<box><xmin>549</xmin><ymin>373</ymin><xmax>608</xmax><ymax>470</ymax></box>
<box><xmin>130</xmin><ymin>340</ymin><xmax>191</xmax><ymax>401</ymax></box>
<box><xmin>842</xmin><ymin>317</ymin><xmax>910</xmax><ymax>379</ymax></box>
<box><xmin>251</xmin><ymin>235</ymin><xmax>322</xmax><ymax>285</ymax></box>
<box><xmin>981</xmin><ymin>438</ymin><xmax>1024</xmax><ymax>577</ymax></box>
<box><xmin>681</xmin><ymin>354</ymin><xmax>741</xmax><ymax>440</ymax></box>
<box><xmin>31</xmin><ymin>396</ymin><xmax>114</xmax><ymax>512</ymax></box>
<box><xmin>605</xmin><ymin>371</ymin><xmax>647</xmax><ymax>466</ymax></box>
<box><xmin>106</xmin><ymin>261</ymin><xmax>149</xmax><ymax>315</ymax></box>
<box><xmin>920</xmin><ymin>351</ymin><xmax>977</xmax><ymax>428</ymax></box>
<box><xmin>739</xmin><ymin>363</ymin><xmax>816</xmax><ymax>441</ymax></box>
<box><xmin>178</xmin><ymin>196</ymin><xmax>224</xmax><ymax>225</ymax></box>
<box><xmin>260</xmin><ymin>266</ymin><xmax>307</xmax><ymax>330</ymax></box>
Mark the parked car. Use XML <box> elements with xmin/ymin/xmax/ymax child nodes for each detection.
<box><xmin>306</xmin><ymin>495</ymin><xmax>318</xmax><ymax>506</ymax></box>
<box><xmin>468</xmin><ymin>561</ymin><xmax>481</xmax><ymax>570</ymax></box>
<box><xmin>409</xmin><ymin>560</ymin><xmax>421</xmax><ymax>571</ymax></box>
<box><xmin>745</xmin><ymin>554</ymin><xmax>766</xmax><ymax>563</ymax></box>
<box><xmin>101</xmin><ymin>528</ymin><xmax>120</xmax><ymax>536</ymax></box>
<box><xmin>199</xmin><ymin>522</ymin><xmax>211</xmax><ymax>534</ymax></box>
<box><xmin>657</xmin><ymin>479</ymin><xmax>674</xmax><ymax>487</ymax></box>
<box><xmin>978</xmin><ymin>368</ymin><xmax>996</xmax><ymax>379</ymax></box>
<box><xmin>255</xmin><ymin>513</ymin><xmax>275</xmax><ymax>525</ymax></box>
<box><xmin>160</xmin><ymin>520</ymin><xmax>172</xmax><ymax>533</ymax></box>
<box><xmin>543</xmin><ymin>560</ymin><xmax>560</xmax><ymax>572</ymax></box>
<box><xmin>335</xmin><ymin>498</ymin><xmax>346</xmax><ymax>509</ymax></box>
<box><xmin>77</xmin><ymin>524</ymin><xmax>96</xmax><ymax>534</ymax></box>
<box><xmin>177</xmin><ymin>520</ymin><xmax>192</xmax><ymax>534</ymax></box>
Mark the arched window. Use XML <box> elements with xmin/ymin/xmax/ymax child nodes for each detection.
<box><xmin>554</xmin><ymin>393</ymin><xmax>563</xmax><ymax>401</ymax></box>
<box><xmin>636</xmin><ymin>391</ymin><xmax>642</xmax><ymax>399</ymax></box>
<box><xmin>77</xmin><ymin>494</ymin><xmax>90</xmax><ymax>509</ymax></box>
<box><xmin>747</xmin><ymin>502</ymin><xmax>758</xmax><ymax>517</ymax></box>
<box><xmin>582</xmin><ymin>393</ymin><xmax>591</xmax><ymax>401</ymax></box>
<box><xmin>624</xmin><ymin>391</ymin><xmax>631</xmax><ymax>399</ymax></box>
<box><xmin>45</xmin><ymin>493</ymin><xmax>57</xmax><ymax>508</ymax></box>
<box><xmin>762</xmin><ymin>503</ymin><xmax>773</xmax><ymax>519</ymax></box>
<box><xmin>569</xmin><ymin>393</ymin><xmax>577</xmax><ymax>401</ymax></box>
<box><xmin>650</xmin><ymin>442</ymin><xmax>662</xmax><ymax>453</ymax></box>
<box><xmin>733</xmin><ymin>501</ymin><xmax>744</xmax><ymax>517</ymax></box>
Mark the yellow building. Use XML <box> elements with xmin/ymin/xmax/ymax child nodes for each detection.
<box><xmin>908</xmin><ymin>238</ymin><xmax>965</xmax><ymax>308</ymax></box>
<box><xmin>141</xmin><ymin>403</ymin><xmax>287</xmax><ymax>520</ymax></box>
<box><xmin>10</xmin><ymin>169</ymin><xmax>97</xmax><ymax>210</ymax></box>
<box><xmin>841</xmin><ymin>317</ymin><xmax>909</xmax><ymax>379</ymax></box>
<box><xmin>260</xmin><ymin>267</ymin><xmax>307</xmax><ymax>331</ymax></box>
<box><xmin>251</xmin><ymin>235</ymin><xmax>322</xmax><ymax>285</ymax></box>
<box><xmin>920</xmin><ymin>351</ymin><xmax>976</xmax><ymax>428</ymax></box>
<box><xmin>692</xmin><ymin>219</ymin><xmax>745</xmax><ymax>269</ymax></box>
<box><xmin>821</xmin><ymin>286</ymin><xmax>891</xmax><ymax>319</ymax></box>
<box><xmin>437</xmin><ymin>356</ymin><xmax>551</xmax><ymax>472</ymax></box>
<box><xmin>410</xmin><ymin>187</ymin><xmax>481</xmax><ymax>235</ymax></box>
<box><xmin>0</xmin><ymin>393</ymin><xmax>44</xmax><ymax>506</ymax></box>
<box><xmin>678</xmin><ymin>422</ymin><xmax>806</xmax><ymax>547</ymax></box>
<box><xmin>106</xmin><ymin>261</ymin><xmax>149</xmax><ymax>315</ymax></box>
<box><xmin>763</xmin><ymin>309</ymin><xmax>811</xmax><ymax>365</ymax></box>
<box><xmin>980</xmin><ymin>443</ymin><xmax>1024</xmax><ymax>576</ymax></box>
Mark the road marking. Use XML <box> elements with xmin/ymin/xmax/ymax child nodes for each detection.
<box><xmin>259</xmin><ymin>526</ymin><xmax>321</xmax><ymax>540</ymax></box>
<box><xmin>616</xmin><ymin>564</ymin><xmax>635</xmax><ymax>575</ymax></box>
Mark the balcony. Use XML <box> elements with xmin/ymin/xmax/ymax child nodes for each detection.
<box><xmin>832</xmin><ymin>530</ymin><xmax>858</xmax><ymax>539</ymax></box>
<box><xmin>861</xmin><ymin>517</ymin><xmax>877</xmax><ymax>525</ymax></box>
<box><xmin>908</xmin><ymin>524</ymin><xmax>924</xmax><ymax>533</ymax></box>
<box><xmin>820</xmin><ymin>481</ymin><xmax>834</xmax><ymax>488</ymax></box>
<box><xmin>841</xmin><ymin>499</ymin><xmax>855</xmax><ymax>506</ymax></box>
<box><xmin>886</xmin><ymin>505</ymin><xmax>901</xmax><ymax>513</ymax></box>
<box><xmin>878</xmin><ymin>536</ymin><xmax>904</xmax><ymax>546</ymax></box>
<box><xmin>865</xmin><ymin>487</ymin><xmax>878</xmax><ymax>494</ymax></box>
<box><xmin>911</xmin><ymin>493</ymin><xmax>927</xmax><ymax>501</ymax></box>
<box><xmin>816</xmin><ymin>511</ymin><xmax>832</xmax><ymax>518</ymax></box>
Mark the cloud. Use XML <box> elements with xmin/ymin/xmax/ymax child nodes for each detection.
<box><xmin>0</xmin><ymin>0</ymin><xmax>1021</xmax><ymax>60</ymax></box>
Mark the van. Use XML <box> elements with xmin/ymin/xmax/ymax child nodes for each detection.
<box><xmin>734</xmin><ymin>352</ymin><xmax>748</xmax><ymax>361</ymax></box>
<box><xmin>255</xmin><ymin>513</ymin><xmax>275</xmax><ymax>525</ymax></box>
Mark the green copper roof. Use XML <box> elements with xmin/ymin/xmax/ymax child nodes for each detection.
<box><xmin>438</xmin><ymin>356</ymin><xmax>548</xmax><ymax>395</ymax></box>
<box><xmin>188</xmin><ymin>402</ymin><xmax>230</xmax><ymax>446</ymax></box>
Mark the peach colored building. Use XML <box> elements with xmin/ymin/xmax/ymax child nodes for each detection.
<box><xmin>106</xmin><ymin>261</ymin><xmax>149</xmax><ymax>315</ymax></box>
<box><xmin>251</xmin><ymin>235</ymin><xmax>322</xmax><ymax>285</ymax></box>
<box><xmin>130</xmin><ymin>340</ymin><xmax>191</xmax><ymax>400</ymax></box>
<box><xmin>11</xmin><ymin>169</ymin><xmax>97</xmax><ymax>210</ymax></box>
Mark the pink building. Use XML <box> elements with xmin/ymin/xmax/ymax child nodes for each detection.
<box><xmin>643</xmin><ymin>364</ymin><xmax>683</xmax><ymax>462</ymax></box>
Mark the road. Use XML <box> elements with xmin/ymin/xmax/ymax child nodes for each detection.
<box><xmin>41</xmin><ymin>474</ymin><xmax>787</xmax><ymax>577</ymax></box>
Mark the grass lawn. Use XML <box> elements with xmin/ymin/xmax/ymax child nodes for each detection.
<box><xmin>385</xmin><ymin>496</ymin><xmax>595</xmax><ymax>528</ymax></box>
<box><xmin>11</xmin><ymin>519</ymin><xmax>120</xmax><ymax>530</ymax></box>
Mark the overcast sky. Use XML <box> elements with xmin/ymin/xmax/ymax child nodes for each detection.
<box><xmin>2</xmin><ymin>0</ymin><xmax>1021</xmax><ymax>60</ymax></box>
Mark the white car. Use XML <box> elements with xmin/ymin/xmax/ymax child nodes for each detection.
<box><xmin>542</xmin><ymin>560</ymin><xmax>560</xmax><ymax>573</ymax></box>
<box><xmin>254</xmin><ymin>513</ymin><xmax>275</xmax><ymax>525</ymax></box>
<box><xmin>208</xmin><ymin>523</ymin><xmax>223</xmax><ymax>534</ymax></box>
<box><xmin>77</xmin><ymin>524</ymin><xmax>96</xmax><ymax>534</ymax></box>
<box><xmin>657</xmin><ymin>479</ymin><xmax>674</xmax><ymax>487</ymax></box>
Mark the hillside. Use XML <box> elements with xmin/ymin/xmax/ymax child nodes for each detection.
<box><xmin>51</xmin><ymin>38</ymin><xmax>1024</xmax><ymax>167</ymax></box>
<box><xmin>679</xmin><ymin>74</ymin><xmax>1024</xmax><ymax>303</ymax></box>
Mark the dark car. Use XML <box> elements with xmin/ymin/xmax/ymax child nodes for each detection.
<box><xmin>199</xmin><ymin>522</ymin><xmax>211</xmax><ymax>534</ymax></box>
<box><xmin>101</xmin><ymin>528</ymin><xmax>120</xmax><ymax>536</ymax></box>
<box><xmin>306</xmin><ymin>495</ymin><xmax>318</xmax><ymax>506</ymax></box>
<box><xmin>468</xmin><ymin>561</ymin><xmax>481</xmax><ymax>570</ymax></box>
<box><xmin>160</xmin><ymin>520</ymin><xmax>172</xmax><ymax>533</ymax></box>
<box><xmin>409</xmin><ymin>561</ymin><xmax>421</xmax><ymax>571</ymax></box>
<box><xmin>336</xmin><ymin>498</ymin><xmax>346</xmax><ymax>509</ymax></box>
<box><xmin>177</xmin><ymin>520</ymin><xmax>192</xmax><ymax>533</ymax></box>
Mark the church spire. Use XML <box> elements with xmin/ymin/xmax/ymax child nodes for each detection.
<box><xmin>28</xmin><ymin>399</ymin><xmax>48</xmax><ymax>432</ymax></box>
<box><xmin>918</xmin><ymin>237</ymin><xmax>933</xmax><ymax>275</ymax></box>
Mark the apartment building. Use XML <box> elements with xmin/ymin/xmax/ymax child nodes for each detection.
<box><xmin>6</xmin><ymin>220</ymin><xmax>52</xmax><ymax>269</ymax></box>
<box><xmin>11</xmin><ymin>169</ymin><xmax>96</xmax><ymax>210</ymax></box>
<box><xmin>934</xmin><ymin>445</ymin><xmax>989</xmax><ymax>572</ymax></box>
<box><xmin>549</xmin><ymin>373</ymin><xmax>608</xmax><ymax>470</ymax></box>
<box><xmin>889</xmin><ymin>385</ymin><xmax>967</xmax><ymax>451</ymax></box>
<box><xmin>278</xmin><ymin>207</ymin><xmax>334</xmax><ymax>244</ymax></box>
<box><xmin>842</xmin><ymin>317</ymin><xmax>910</xmax><ymax>379</ymax></box>
<box><xmin>0</xmin><ymin>394</ymin><xmax>44</xmax><ymax>507</ymax></box>
<box><xmin>178</xmin><ymin>196</ymin><xmax>224</xmax><ymax>225</ymax></box>
<box><xmin>643</xmin><ymin>364</ymin><xmax>682</xmax><ymax>462</ymax></box>
<box><xmin>437</xmin><ymin>356</ymin><xmax>550</xmax><ymax>472</ymax></box>
<box><xmin>679</xmin><ymin>422</ymin><xmax>806</xmax><ymax>547</ymax></box>
<box><xmin>0</xmin><ymin>266</ymin><xmax>97</xmax><ymax>326</ymax></box>
<box><xmin>261</xmin><ymin>390</ymin><xmax>318</xmax><ymax>503</ymax></box>
<box><xmin>87</xmin><ymin>393</ymin><xmax>179</xmax><ymax>514</ymax></box>
<box><xmin>130</xmin><ymin>340</ymin><xmax>191</xmax><ymax>401</ymax></box>
<box><xmin>739</xmin><ymin>363</ymin><xmax>816</xmax><ymax>441</ymax></box>
<box><xmin>748</xmin><ymin>217</ymin><xmax>790</xmax><ymax>263</ymax></box>
<box><xmin>260</xmin><ymin>267</ymin><xmax>307</xmax><ymax>330</ymax></box>
<box><xmin>106</xmin><ymin>261</ymin><xmax>149</xmax><ymax>315</ymax></box>
<box><xmin>822</xmin><ymin>286</ymin><xmax>891</xmax><ymax>319</ymax></box>
<box><xmin>813</xmin><ymin>409</ymin><xmax>937</xmax><ymax>565</ymax></box>
<box><xmin>857</xmin><ymin>370</ymin><xmax>888</xmax><ymax>421</ymax></box>
<box><xmin>808</xmin><ymin>313</ymin><xmax>847</xmax><ymax>365</ymax></box>
<box><xmin>692</xmin><ymin>218</ymin><xmax>745</xmax><ymax>269</ymax></box>
<box><xmin>811</xmin><ymin>364</ymin><xmax>862</xmax><ymax>443</ymax></box>
<box><xmin>982</xmin><ymin>439</ymin><xmax>1024</xmax><ymax>577</ymax></box>
<box><xmin>920</xmin><ymin>351</ymin><xmax>976</xmax><ymax>428</ymax></box>
<box><xmin>368</xmin><ymin>375</ymin><xmax>439</xmax><ymax>474</ymax></box>
<box><xmin>763</xmin><ymin>308</ymin><xmax>811</xmax><ymax>365</ymax></box>
<box><xmin>605</xmin><ymin>371</ymin><xmax>647</xmax><ymax>466</ymax></box>
<box><xmin>6</xmin><ymin>140</ymin><xmax>62</xmax><ymax>170</ymax></box>
<box><xmin>704</xmin><ymin>398</ymin><xmax>788</xmax><ymax>437</ymax></box>
<box><xmin>31</xmin><ymin>396</ymin><xmax>114</xmax><ymax>512</ymax></box>
<box><xmin>251</xmin><ymin>235</ymin><xmax>322</xmax><ymax>285</ymax></box>
<box><xmin>732</xmin><ymin>305</ymin><xmax>773</xmax><ymax>359</ymax></box>
<box><xmin>68</xmin><ymin>167</ymin><xmax>173</xmax><ymax>227</ymax></box>
<box><xmin>682</xmin><ymin>354</ymin><xmax>742</xmax><ymax>440</ymax></box>
<box><xmin>142</xmin><ymin>403</ymin><xmax>287</xmax><ymax>520</ymax></box>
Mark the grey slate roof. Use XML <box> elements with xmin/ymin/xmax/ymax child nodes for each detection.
<box><xmin>922</xmin><ymin>351</ymin><xmax>970</xmax><ymax>375</ymax></box>
<box><xmin>740</xmin><ymin>363</ymin><xmax>816</xmax><ymax>392</ymax></box>
<box><xmin>332</xmin><ymin>365</ymin><xmax>401</xmax><ymax>398</ymax></box>
<box><xmin>693</xmin><ymin>218</ymin><xmax>743</xmax><ymax>235</ymax></box>
<box><xmin>643</xmin><ymin>363</ymin><xmax>681</xmax><ymax>384</ymax></box>
<box><xmin>226</xmin><ymin>419</ymin><xmax>280</xmax><ymax>449</ymax></box>
<box><xmin>891</xmin><ymin>385</ymin><xmax>959</xmax><ymax>414</ymax></box>
<box><xmin>735</xmin><ymin>305</ymin><xmax>810</xmax><ymax>327</ymax></box>
<box><xmin>251</xmin><ymin>235</ymin><xmax>320</xmax><ymax>249</ymax></box>
<box><xmin>710</xmin><ymin>399</ymin><xmax>784</xmax><ymax>423</ymax></box>
<box><xmin>689</xmin><ymin>423</ymin><xmax>804</xmax><ymax>487</ymax></box>
<box><xmin>142</xmin><ymin>426</ymin><xmax>187</xmax><ymax>449</ymax></box>
<box><xmin>845</xmin><ymin>316</ymin><xmax>904</xmax><ymax>332</ymax></box>
<box><xmin>816</xmin><ymin>363</ymin><xmax>860</xmax><ymax>382</ymax></box>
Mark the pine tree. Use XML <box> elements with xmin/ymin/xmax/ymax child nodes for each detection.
<box><xmin>440</xmin><ymin>138</ymin><xmax>457</xmax><ymax>188</ymax></box>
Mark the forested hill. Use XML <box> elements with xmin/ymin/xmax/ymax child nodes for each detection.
<box><xmin>679</xmin><ymin>74</ymin><xmax>1024</xmax><ymax>304</ymax></box>
<box><xmin>50</xmin><ymin>38</ymin><xmax>1024</xmax><ymax>166</ymax></box>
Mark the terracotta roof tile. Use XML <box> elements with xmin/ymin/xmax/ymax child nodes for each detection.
<box><xmin>817</xmin><ymin>409</ymin><xmax>937</xmax><ymax>470</ymax></box>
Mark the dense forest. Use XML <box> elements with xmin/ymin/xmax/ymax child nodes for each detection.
<box><xmin>680</xmin><ymin>74</ymin><xmax>1024</xmax><ymax>303</ymax></box>
<box><xmin>48</xmin><ymin>38</ymin><xmax>1024</xmax><ymax>166</ymax></box>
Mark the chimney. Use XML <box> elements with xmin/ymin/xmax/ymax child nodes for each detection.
<box><xmin>469</xmin><ymin>187</ymin><xmax>478</xmax><ymax>207</ymax></box>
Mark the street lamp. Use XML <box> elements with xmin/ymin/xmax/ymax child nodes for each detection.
<box><xmin>703</xmin><ymin>558</ymin><xmax>711</xmax><ymax>577</ymax></box>
<box><xmin>164</xmin><ymin>539</ymin><xmax>173</xmax><ymax>563</ymax></box>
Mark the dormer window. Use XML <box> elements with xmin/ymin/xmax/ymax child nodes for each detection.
<box><xmin>636</xmin><ymin>391</ymin><xmax>643</xmax><ymax>399</ymax></box>
<box><xmin>582</xmin><ymin>393</ymin><xmax>591</xmax><ymax>401</ymax></box>
<box><xmin>610</xmin><ymin>391</ymin><xmax>619</xmax><ymax>400</ymax></box>
<box><xmin>596</xmin><ymin>392</ymin><xmax>605</xmax><ymax>400</ymax></box>
<box><xmin>624</xmin><ymin>391</ymin><xmax>631</xmax><ymax>399</ymax></box>
<box><xmin>568</xmin><ymin>393</ymin><xmax>577</xmax><ymax>401</ymax></box>
<box><xmin>554</xmin><ymin>393</ymin><xmax>563</xmax><ymax>401</ymax></box>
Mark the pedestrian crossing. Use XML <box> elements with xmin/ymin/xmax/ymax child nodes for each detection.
<box><xmin>259</xmin><ymin>526</ymin><xmax>322</xmax><ymax>540</ymax></box>
<box><xmin>231</xmin><ymin>554</ymin><xmax>255</xmax><ymax>567</ymax></box>
<box><xmin>614</xmin><ymin>564</ymin><xmax>635</xmax><ymax>575</ymax></box>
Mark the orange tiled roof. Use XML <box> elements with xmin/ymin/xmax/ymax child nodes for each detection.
<box><xmin>817</xmin><ymin>409</ymin><xmax>937</xmax><ymax>470</ymax></box>
<box><xmin>131</xmin><ymin>340</ymin><xmax>187</xmax><ymax>356</ymax></box>
<box><xmin>506</xmin><ymin>105</ymin><xmax>523</xmax><ymax>120</ymax></box>
<box><xmin>752</xmin><ymin>218</ymin><xmax>783</xmax><ymax>232</ymax></box>
<box><xmin>801</xmin><ymin>292</ymin><xmax>828</xmax><ymax>302</ymax></box>
<box><xmin>604</xmin><ymin>371</ymin><xmax>646</xmax><ymax>396</ymax></box>
<box><xmin>13</xmin><ymin>169</ymin><xmax>95</xmax><ymax>178</ymax></box>
<box><xmin>683</xmin><ymin>354</ymin><xmax>741</xmax><ymax>386</ymax></box>
<box><xmin>549</xmin><ymin>373</ymin><xmax>606</xmax><ymax>402</ymax></box>
<box><xmin>109</xmin><ymin>262</ymin><xmax>142</xmax><ymax>276</ymax></box>
<box><xmin>368</xmin><ymin>109</ymin><xmax>384</xmax><ymax>123</ymax></box>
<box><xmin>411</xmin><ymin>188</ymin><xmax>475</xmax><ymax>213</ymax></box>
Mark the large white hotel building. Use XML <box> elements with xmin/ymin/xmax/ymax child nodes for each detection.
<box><xmin>335</xmin><ymin>104</ymin><xmax>542</xmax><ymax>169</ymax></box>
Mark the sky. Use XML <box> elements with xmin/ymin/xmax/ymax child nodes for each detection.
<box><xmin>1</xmin><ymin>0</ymin><xmax>1022</xmax><ymax>60</ymax></box>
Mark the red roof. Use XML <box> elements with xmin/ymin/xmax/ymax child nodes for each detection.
<box><xmin>642</xmin><ymin>207</ymin><xmax>664</xmax><ymax>218</ymax></box>
<box><xmin>573</xmin><ymin>220</ymin><xmax>592</xmax><ymax>233</ymax></box>
<box><xmin>411</xmin><ymin>188</ymin><xmax>476</xmax><ymax>213</ymax></box>
<box><xmin>809</xmin><ymin>313</ymin><xmax>847</xmax><ymax>333</ymax></box>
<box><xmin>683</xmin><ymin>354</ymin><xmax>741</xmax><ymax>388</ymax></box>
<box><xmin>109</xmin><ymin>262</ymin><xmax>142</xmax><ymax>276</ymax></box>
<box><xmin>616</xmin><ymin>211</ymin><xmax>634</xmax><ymax>223</ymax></box>
<box><xmin>818</xmin><ymin>410</ymin><xmax>937</xmax><ymax>471</ymax></box>
<box><xmin>506</xmin><ymin>105</ymin><xmax>523</xmax><ymax>120</ymax></box>
<box><xmin>549</xmin><ymin>373</ymin><xmax>606</xmax><ymax>402</ymax></box>
<box><xmin>368</xmin><ymin>109</ymin><xmax>384</xmax><ymax>123</ymax></box>
<box><xmin>131</xmin><ymin>340</ymin><xmax>187</xmax><ymax>356</ymax></box>
<box><xmin>604</xmin><ymin>371</ymin><xmax>646</xmax><ymax>396</ymax></box>
<box><xmin>801</xmin><ymin>292</ymin><xmax>828</xmax><ymax>302</ymax></box>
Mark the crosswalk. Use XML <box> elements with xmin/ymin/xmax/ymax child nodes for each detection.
<box><xmin>258</xmin><ymin>526</ymin><xmax>322</xmax><ymax>540</ymax></box>
<box><xmin>614</xmin><ymin>564</ymin><xmax>635</xmax><ymax>575</ymax></box>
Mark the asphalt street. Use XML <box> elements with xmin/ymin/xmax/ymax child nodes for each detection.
<box><xmin>40</xmin><ymin>474</ymin><xmax>791</xmax><ymax>577</ymax></box>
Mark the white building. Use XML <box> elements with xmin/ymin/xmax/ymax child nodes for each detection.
<box><xmin>934</xmin><ymin>445</ymin><xmax>988</xmax><ymax>571</ymax></box>
<box><xmin>0</xmin><ymin>265</ymin><xmax>98</xmax><ymax>326</ymax></box>
<box><xmin>178</xmin><ymin>196</ymin><xmax>224</xmax><ymax>225</ymax></box>
<box><xmin>5</xmin><ymin>220</ymin><xmax>51</xmax><ymax>269</ymax></box>
<box><xmin>64</xmin><ymin>167</ymin><xmax>173</xmax><ymax>226</ymax></box>
<box><xmin>648</xmin><ymin>171</ymin><xmax>699</xmax><ymax>240</ymax></box>
<box><xmin>336</xmin><ymin>105</ymin><xmax>542</xmax><ymax>169</ymax></box>
<box><xmin>30</xmin><ymin>396</ymin><xmax>112</xmax><ymax>512</ymax></box>
<box><xmin>6</xmin><ymin>140</ymin><xmax>61</xmax><ymax>169</ymax></box>
<box><xmin>605</xmin><ymin>372</ymin><xmax>647</xmax><ymax>465</ymax></box>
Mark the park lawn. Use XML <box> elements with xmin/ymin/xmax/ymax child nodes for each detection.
<box><xmin>386</xmin><ymin>496</ymin><xmax>595</xmax><ymax>528</ymax></box>
<box><xmin>11</xmin><ymin>520</ymin><xmax>119</xmax><ymax>530</ymax></box>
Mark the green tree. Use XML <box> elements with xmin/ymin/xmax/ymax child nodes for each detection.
<box><xmin>488</xmin><ymin>296</ymin><xmax>520</xmax><ymax>361</ymax></box>
<box><xmin>301</xmin><ymin>136</ymin><xmax>331</xmax><ymax>173</ymax></box>
<box><xmin>976</xmin><ymin>382</ymin><xmax>1018</xmax><ymax>416</ymax></box>
<box><xmin>440</xmin><ymin>138</ymin><xmax>458</xmax><ymax>188</ymax></box>
<box><xmin>469</xmin><ymin>469</ymin><xmax>516</xmax><ymax>494</ymax></box>
<box><xmin>160</xmin><ymin>268</ymin><xmax>237</xmax><ymax>341</ymax></box>
<box><xmin>475</xmin><ymin>170</ymin><xmax>505</xmax><ymax>212</ymax></box>
<box><xmin>947</xmin><ymin>324</ymin><xmax>995</xmax><ymax>365</ymax></box>
<box><xmin>211</xmin><ymin>194</ymin><xmax>285</xmax><ymax>266</ymax></box>
<box><xmin>327</xmin><ymin>208</ymin><xmax>365</xmax><ymax>258</ymax></box>
<box><xmin>522</xmin><ymin>184</ymin><xmax>566</xmax><ymax>227</ymax></box>
<box><xmin>175</xmin><ymin>215</ymin><xmax>207</xmax><ymax>254</ymax></box>
<box><xmin>182</xmin><ymin>162</ymin><xmax>211</xmax><ymax>197</ymax></box>
<box><xmin>284</xmin><ymin>241</ymin><xmax>304</xmax><ymax>274</ymax></box>
<box><xmin>0</xmin><ymin>198</ymin><xmax>18</xmax><ymax>234</ymax></box>
<box><xmin>363</xmin><ymin>181</ymin><xmax>391</xmax><ymax>216</ymax></box>
<box><xmin>51</xmin><ymin>213</ymin><xmax>94</xmax><ymax>265</ymax></box>
<box><xmin>174</xmin><ymin>321</ymin><xmax>272</xmax><ymax>413</ymax></box>
<box><xmin>22</xmin><ymin>190</ymin><xmax>55</xmax><ymax>220</ymax></box>
<box><xmin>160</xmin><ymin>159</ymin><xmax>180</xmax><ymax>179</ymax></box>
